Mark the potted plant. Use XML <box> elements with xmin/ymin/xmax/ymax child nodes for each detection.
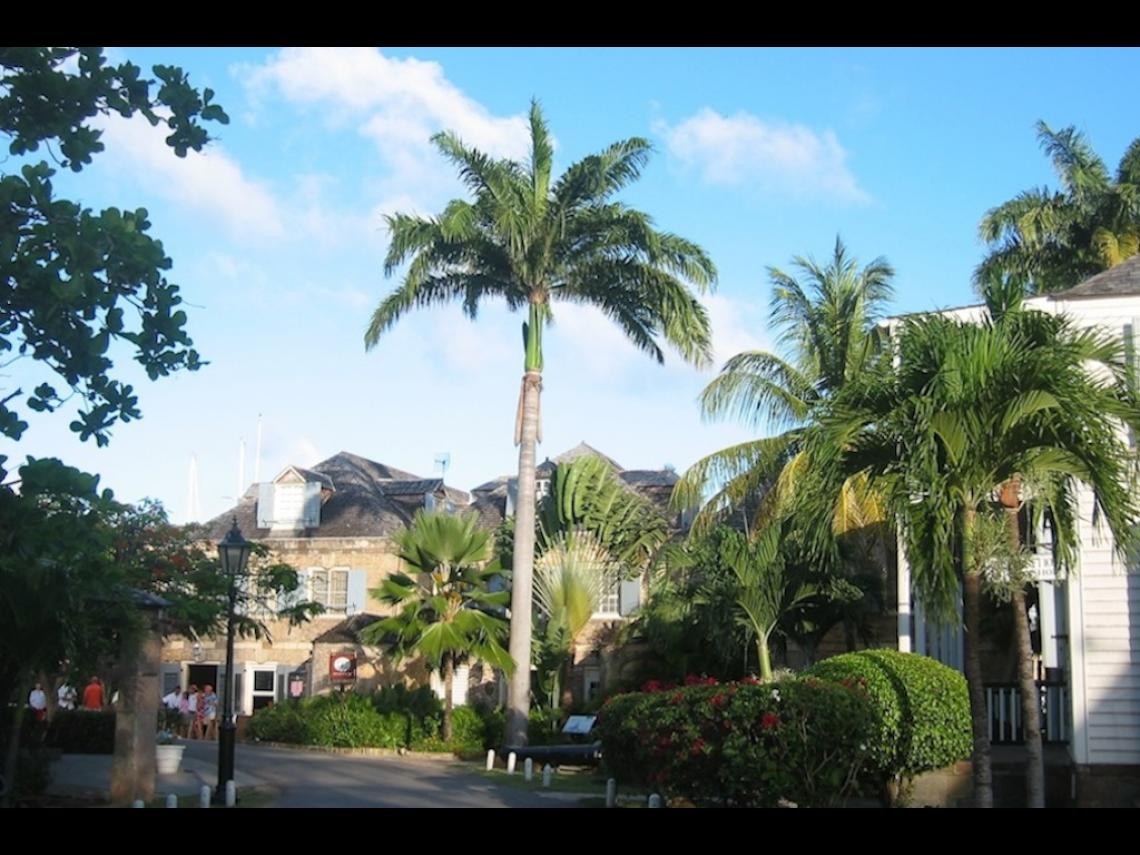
<box><xmin>156</xmin><ymin>717</ymin><xmax>185</xmax><ymax>775</ymax></box>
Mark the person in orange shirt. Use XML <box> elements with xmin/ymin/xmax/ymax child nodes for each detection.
<box><xmin>82</xmin><ymin>676</ymin><xmax>104</xmax><ymax>710</ymax></box>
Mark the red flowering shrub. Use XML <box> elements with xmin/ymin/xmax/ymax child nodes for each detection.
<box><xmin>595</xmin><ymin>678</ymin><xmax>875</xmax><ymax>807</ymax></box>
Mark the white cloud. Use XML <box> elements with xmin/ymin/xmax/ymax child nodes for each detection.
<box><xmin>240</xmin><ymin>48</ymin><xmax>533</xmax><ymax>222</ymax></box>
<box><xmin>96</xmin><ymin>113</ymin><xmax>287</xmax><ymax>240</ymax></box>
<box><xmin>244</xmin><ymin>47</ymin><xmax>530</xmax><ymax>161</ymax></box>
<box><xmin>658</xmin><ymin>108</ymin><xmax>869</xmax><ymax>204</ymax></box>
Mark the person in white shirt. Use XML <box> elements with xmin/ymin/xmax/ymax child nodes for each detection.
<box><xmin>57</xmin><ymin>683</ymin><xmax>77</xmax><ymax>711</ymax></box>
<box><xmin>28</xmin><ymin>683</ymin><xmax>48</xmax><ymax>722</ymax></box>
<box><xmin>162</xmin><ymin>686</ymin><xmax>182</xmax><ymax>711</ymax></box>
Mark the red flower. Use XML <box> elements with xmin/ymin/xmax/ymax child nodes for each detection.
<box><xmin>642</xmin><ymin>679</ymin><xmax>664</xmax><ymax>693</ymax></box>
<box><xmin>690</xmin><ymin>738</ymin><xmax>706</xmax><ymax>756</ymax></box>
<box><xmin>761</xmin><ymin>712</ymin><xmax>781</xmax><ymax>731</ymax></box>
<box><xmin>671</xmin><ymin>691</ymin><xmax>685</xmax><ymax>705</ymax></box>
<box><xmin>740</xmin><ymin>675</ymin><xmax>760</xmax><ymax>686</ymax></box>
<box><xmin>709</xmin><ymin>693</ymin><xmax>726</xmax><ymax>709</ymax></box>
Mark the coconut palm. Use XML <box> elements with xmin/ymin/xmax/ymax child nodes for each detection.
<box><xmin>978</xmin><ymin>120</ymin><xmax>1140</xmax><ymax>293</ymax></box>
<box><xmin>812</xmin><ymin>286</ymin><xmax>1140</xmax><ymax>806</ymax></box>
<box><xmin>673</xmin><ymin>237</ymin><xmax>893</xmax><ymax>535</ymax></box>
<box><xmin>365</xmin><ymin>101</ymin><xmax>715</xmax><ymax>745</ymax></box>
<box><xmin>359</xmin><ymin>510</ymin><xmax>512</xmax><ymax>742</ymax></box>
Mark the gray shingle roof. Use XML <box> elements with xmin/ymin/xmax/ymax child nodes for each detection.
<box><xmin>1052</xmin><ymin>254</ymin><xmax>1140</xmax><ymax>299</ymax></box>
<box><xmin>202</xmin><ymin>451</ymin><xmax>469</xmax><ymax>541</ymax></box>
<box><xmin>620</xmin><ymin>470</ymin><xmax>679</xmax><ymax>487</ymax></box>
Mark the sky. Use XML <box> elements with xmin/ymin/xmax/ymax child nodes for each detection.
<box><xmin>4</xmin><ymin>47</ymin><xmax>1139</xmax><ymax>524</ymax></box>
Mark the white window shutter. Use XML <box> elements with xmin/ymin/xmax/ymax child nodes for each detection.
<box><xmin>256</xmin><ymin>483</ymin><xmax>275</xmax><ymax>528</ymax></box>
<box><xmin>619</xmin><ymin>577</ymin><xmax>642</xmax><ymax>617</ymax></box>
<box><xmin>302</xmin><ymin>481</ymin><xmax>323</xmax><ymax>528</ymax></box>
<box><xmin>346</xmin><ymin>569</ymin><xmax>368</xmax><ymax>616</ymax></box>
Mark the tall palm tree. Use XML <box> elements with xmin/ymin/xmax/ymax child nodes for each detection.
<box><xmin>673</xmin><ymin>238</ymin><xmax>893</xmax><ymax>535</ymax></box>
<box><xmin>365</xmin><ymin>101</ymin><xmax>716</xmax><ymax>745</ymax></box>
<box><xmin>978</xmin><ymin>120</ymin><xmax>1140</xmax><ymax>293</ymax></box>
<box><xmin>813</xmin><ymin>289</ymin><xmax>1140</xmax><ymax>806</ymax></box>
<box><xmin>359</xmin><ymin>510</ymin><xmax>512</xmax><ymax>742</ymax></box>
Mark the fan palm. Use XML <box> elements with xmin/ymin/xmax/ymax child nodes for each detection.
<box><xmin>365</xmin><ymin>101</ymin><xmax>715</xmax><ymax>745</ymax></box>
<box><xmin>359</xmin><ymin>511</ymin><xmax>512</xmax><ymax>742</ymax></box>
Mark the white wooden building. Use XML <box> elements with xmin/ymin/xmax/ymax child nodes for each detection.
<box><xmin>894</xmin><ymin>256</ymin><xmax>1140</xmax><ymax>798</ymax></box>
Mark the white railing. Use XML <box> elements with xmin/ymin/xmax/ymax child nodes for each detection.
<box><xmin>985</xmin><ymin>681</ymin><xmax>1068</xmax><ymax>744</ymax></box>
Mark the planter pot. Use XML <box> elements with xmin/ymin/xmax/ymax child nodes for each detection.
<box><xmin>156</xmin><ymin>744</ymin><xmax>186</xmax><ymax>775</ymax></box>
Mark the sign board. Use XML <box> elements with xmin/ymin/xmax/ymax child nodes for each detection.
<box><xmin>289</xmin><ymin>668</ymin><xmax>306</xmax><ymax>699</ymax></box>
<box><xmin>562</xmin><ymin>715</ymin><xmax>596</xmax><ymax>735</ymax></box>
<box><xmin>329</xmin><ymin>653</ymin><xmax>357</xmax><ymax>683</ymax></box>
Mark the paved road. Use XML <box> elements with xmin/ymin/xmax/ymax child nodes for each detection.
<box><xmin>180</xmin><ymin>741</ymin><xmax>579</xmax><ymax>808</ymax></box>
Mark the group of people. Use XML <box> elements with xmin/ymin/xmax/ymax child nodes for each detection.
<box><xmin>26</xmin><ymin>677</ymin><xmax>106</xmax><ymax>721</ymax></box>
<box><xmin>161</xmin><ymin>684</ymin><xmax>220</xmax><ymax>740</ymax></box>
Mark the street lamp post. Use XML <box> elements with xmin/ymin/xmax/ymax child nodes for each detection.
<box><xmin>215</xmin><ymin>517</ymin><xmax>251</xmax><ymax>803</ymax></box>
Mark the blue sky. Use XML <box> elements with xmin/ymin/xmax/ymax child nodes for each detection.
<box><xmin>4</xmin><ymin>47</ymin><xmax>1139</xmax><ymax>523</ymax></box>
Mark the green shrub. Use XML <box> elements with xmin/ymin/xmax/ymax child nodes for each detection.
<box><xmin>372</xmin><ymin>684</ymin><xmax>442</xmax><ymax>721</ymax></box>
<box><xmin>596</xmin><ymin>678</ymin><xmax>875</xmax><ymax>807</ymax></box>
<box><xmin>45</xmin><ymin>710</ymin><xmax>116</xmax><ymax>754</ymax></box>
<box><xmin>527</xmin><ymin>707</ymin><xmax>564</xmax><ymax>746</ymax></box>
<box><xmin>304</xmin><ymin>693</ymin><xmax>406</xmax><ymax>749</ymax></box>
<box><xmin>803</xmin><ymin>649</ymin><xmax>971</xmax><ymax>782</ymax></box>
<box><xmin>246</xmin><ymin>701</ymin><xmax>312</xmax><ymax>744</ymax></box>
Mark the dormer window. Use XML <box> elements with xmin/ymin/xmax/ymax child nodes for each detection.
<box><xmin>257</xmin><ymin>466</ymin><xmax>330</xmax><ymax>531</ymax></box>
<box><xmin>536</xmin><ymin>478</ymin><xmax>551</xmax><ymax>500</ymax></box>
<box><xmin>425</xmin><ymin>493</ymin><xmax>437</xmax><ymax>512</ymax></box>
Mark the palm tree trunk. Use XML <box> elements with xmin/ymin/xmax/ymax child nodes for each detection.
<box><xmin>506</xmin><ymin>303</ymin><xmax>543</xmax><ymax>747</ymax></box>
<box><xmin>962</xmin><ymin>505</ymin><xmax>994</xmax><ymax>807</ymax></box>
<box><xmin>442</xmin><ymin>655</ymin><xmax>454</xmax><ymax>743</ymax></box>
<box><xmin>963</xmin><ymin>569</ymin><xmax>995</xmax><ymax>807</ymax></box>
<box><xmin>1011</xmin><ymin>583</ymin><xmax>1045</xmax><ymax>807</ymax></box>
<box><xmin>1001</xmin><ymin>486</ymin><xmax>1045</xmax><ymax>808</ymax></box>
<box><xmin>755</xmin><ymin>635</ymin><xmax>773</xmax><ymax>682</ymax></box>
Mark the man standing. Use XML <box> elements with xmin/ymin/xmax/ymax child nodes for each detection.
<box><xmin>82</xmin><ymin>676</ymin><xmax>104</xmax><ymax>710</ymax></box>
<box><xmin>57</xmin><ymin>682</ymin><xmax>77</xmax><ymax>711</ymax></box>
<box><xmin>28</xmin><ymin>683</ymin><xmax>48</xmax><ymax>722</ymax></box>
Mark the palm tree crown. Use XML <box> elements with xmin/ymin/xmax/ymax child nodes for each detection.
<box><xmin>978</xmin><ymin>120</ymin><xmax>1140</xmax><ymax>293</ymax></box>
<box><xmin>674</xmin><ymin>237</ymin><xmax>893</xmax><ymax>532</ymax></box>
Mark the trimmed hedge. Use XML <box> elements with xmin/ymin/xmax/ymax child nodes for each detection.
<box><xmin>246</xmin><ymin>692</ymin><xmax>502</xmax><ymax>753</ymax></box>
<box><xmin>596</xmin><ymin>678</ymin><xmax>876</xmax><ymax>807</ymax></box>
<box><xmin>45</xmin><ymin>710</ymin><xmax>116</xmax><ymax>754</ymax></box>
<box><xmin>803</xmin><ymin>649</ymin><xmax>971</xmax><ymax>781</ymax></box>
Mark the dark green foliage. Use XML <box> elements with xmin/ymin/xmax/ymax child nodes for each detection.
<box><xmin>246</xmin><ymin>690</ymin><xmax>507</xmax><ymax>754</ymax></box>
<box><xmin>371</xmin><ymin>684</ymin><xmax>442</xmax><ymax>721</ymax></box>
<box><xmin>244</xmin><ymin>701</ymin><xmax>313</xmax><ymax>745</ymax></box>
<box><xmin>1</xmin><ymin>48</ymin><xmax>229</xmax><ymax>448</ymax></box>
<box><xmin>804</xmin><ymin>649</ymin><xmax>971</xmax><ymax>781</ymax></box>
<box><xmin>45</xmin><ymin>710</ymin><xmax>116</xmax><ymax>754</ymax></box>
<box><xmin>596</xmin><ymin>678</ymin><xmax>875</xmax><ymax>807</ymax></box>
<box><xmin>302</xmin><ymin>694</ymin><xmax>408</xmax><ymax>749</ymax></box>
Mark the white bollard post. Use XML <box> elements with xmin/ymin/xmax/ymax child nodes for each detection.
<box><xmin>524</xmin><ymin>757</ymin><xmax>534</xmax><ymax>781</ymax></box>
<box><xmin>542</xmin><ymin>764</ymin><xmax>553</xmax><ymax>788</ymax></box>
<box><xmin>131</xmin><ymin>799</ymin><xmax>145</xmax><ymax>808</ymax></box>
<box><xmin>199</xmin><ymin>785</ymin><xmax>211</xmax><ymax>808</ymax></box>
<box><xmin>648</xmin><ymin>793</ymin><xmax>663</xmax><ymax>808</ymax></box>
<box><xmin>486</xmin><ymin>749</ymin><xmax>496</xmax><ymax>771</ymax></box>
<box><xmin>506</xmin><ymin>751</ymin><xmax>517</xmax><ymax>775</ymax></box>
<box><xmin>165</xmin><ymin>793</ymin><xmax>178</xmax><ymax>809</ymax></box>
<box><xmin>225</xmin><ymin>780</ymin><xmax>236</xmax><ymax>807</ymax></box>
<box><xmin>606</xmin><ymin>778</ymin><xmax>617</xmax><ymax>808</ymax></box>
